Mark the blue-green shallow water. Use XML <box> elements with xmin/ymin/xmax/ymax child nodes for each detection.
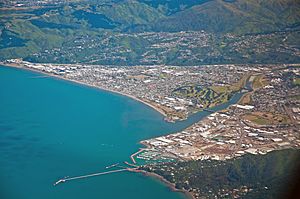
<box><xmin>0</xmin><ymin>65</ymin><xmax>244</xmax><ymax>199</ymax></box>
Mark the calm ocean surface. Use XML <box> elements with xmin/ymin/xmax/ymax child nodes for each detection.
<box><xmin>0</xmin><ymin>65</ymin><xmax>243</xmax><ymax>199</ymax></box>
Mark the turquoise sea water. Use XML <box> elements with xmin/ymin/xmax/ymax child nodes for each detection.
<box><xmin>0</xmin><ymin>65</ymin><xmax>243</xmax><ymax>199</ymax></box>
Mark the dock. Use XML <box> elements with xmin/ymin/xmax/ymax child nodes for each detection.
<box><xmin>124</xmin><ymin>161</ymin><xmax>139</xmax><ymax>168</ymax></box>
<box><xmin>54</xmin><ymin>168</ymin><xmax>132</xmax><ymax>186</ymax></box>
<box><xmin>130</xmin><ymin>148</ymin><xmax>152</xmax><ymax>164</ymax></box>
<box><xmin>105</xmin><ymin>163</ymin><xmax>119</xmax><ymax>169</ymax></box>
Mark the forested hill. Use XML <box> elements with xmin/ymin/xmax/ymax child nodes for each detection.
<box><xmin>146</xmin><ymin>0</ymin><xmax>300</xmax><ymax>34</ymax></box>
<box><xmin>0</xmin><ymin>0</ymin><xmax>300</xmax><ymax>64</ymax></box>
<box><xmin>53</xmin><ymin>0</ymin><xmax>300</xmax><ymax>34</ymax></box>
<box><xmin>142</xmin><ymin>149</ymin><xmax>300</xmax><ymax>199</ymax></box>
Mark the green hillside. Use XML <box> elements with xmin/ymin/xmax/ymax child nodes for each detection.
<box><xmin>0</xmin><ymin>0</ymin><xmax>299</xmax><ymax>64</ymax></box>
<box><xmin>152</xmin><ymin>0</ymin><xmax>300</xmax><ymax>34</ymax></box>
<box><xmin>142</xmin><ymin>149</ymin><xmax>300</xmax><ymax>199</ymax></box>
<box><xmin>138</xmin><ymin>0</ymin><xmax>211</xmax><ymax>15</ymax></box>
<box><xmin>96</xmin><ymin>0</ymin><xmax>164</xmax><ymax>27</ymax></box>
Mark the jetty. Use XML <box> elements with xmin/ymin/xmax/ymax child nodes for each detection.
<box><xmin>130</xmin><ymin>148</ymin><xmax>146</xmax><ymax>164</ymax></box>
<box><xmin>54</xmin><ymin>168</ymin><xmax>132</xmax><ymax>186</ymax></box>
<box><xmin>124</xmin><ymin>161</ymin><xmax>139</xmax><ymax>168</ymax></box>
<box><xmin>105</xmin><ymin>163</ymin><xmax>119</xmax><ymax>169</ymax></box>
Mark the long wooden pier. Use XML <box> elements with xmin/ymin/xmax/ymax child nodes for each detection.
<box><xmin>54</xmin><ymin>168</ymin><xmax>130</xmax><ymax>186</ymax></box>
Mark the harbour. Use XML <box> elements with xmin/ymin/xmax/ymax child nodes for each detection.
<box><xmin>0</xmin><ymin>65</ymin><xmax>188</xmax><ymax>199</ymax></box>
<box><xmin>0</xmin><ymin>65</ymin><xmax>245</xmax><ymax>199</ymax></box>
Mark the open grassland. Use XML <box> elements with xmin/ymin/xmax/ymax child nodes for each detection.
<box><xmin>239</xmin><ymin>92</ymin><xmax>252</xmax><ymax>105</ymax></box>
<box><xmin>293</xmin><ymin>78</ymin><xmax>300</xmax><ymax>86</ymax></box>
<box><xmin>252</xmin><ymin>75</ymin><xmax>269</xmax><ymax>90</ymax></box>
<box><xmin>173</xmin><ymin>85</ymin><xmax>231</xmax><ymax>109</ymax></box>
<box><xmin>173</xmin><ymin>75</ymin><xmax>250</xmax><ymax>109</ymax></box>
<box><xmin>243</xmin><ymin>111</ymin><xmax>291</xmax><ymax>126</ymax></box>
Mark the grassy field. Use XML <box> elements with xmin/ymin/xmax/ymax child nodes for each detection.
<box><xmin>293</xmin><ymin>78</ymin><xmax>300</xmax><ymax>86</ymax></box>
<box><xmin>239</xmin><ymin>92</ymin><xmax>253</xmax><ymax>105</ymax></box>
<box><xmin>212</xmin><ymin>73</ymin><xmax>251</xmax><ymax>93</ymax></box>
<box><xmin>243</xmin><ymin>111</ymin><xmax>291</xmax><ymax>126</ymax></box>
<box><xmin>252</xmin><ymin>75</ymin><xmax>269</xmax><ymax>90</ymax></box>
<box><xmin>173</xmin><ymin>75</ymin><xmax>250</xmax><ymax>110</ymax></box>
<box><xmin>172</xmin><ymin>85</ymin><xmax>232</xmax><ymax>109</ymax></box>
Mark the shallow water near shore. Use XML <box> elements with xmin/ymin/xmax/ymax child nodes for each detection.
<box><xmin>0</xmin><ymin>65</ymin><xmax>243</xmax><ymax>199</ymax></box>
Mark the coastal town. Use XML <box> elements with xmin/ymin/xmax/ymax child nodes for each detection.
<box><xmin>140</xmin><ymin>65</ymin><xmax>300</xmax><ymax>162</ymax></box>
<box><xmin>3</xmin><ymin>58</ymin><xmax>250</xmax><ymax>122</ymax></box>
<box><xmin>0</xmin><ymin>0</ymin><xmax>72</xmax><ymax>7</ymax></box>
<box><xmin>1</xmin><ymin>59</ymin><xmax>300</xmax><ymax>199</ymax></box>
<box><xmin>2</xmin><ymin>59</ymin><xmax>300</xmax><ymax>161</ymax></box>
<box><xmin>137</xmin><ymin>65</ymin><xmax>300</xmax><ymax>199</ymax></box>
<box><xmin>27</xmin><ymin>30</ymin><xmax>300</xmax><ymax>66</ymax></box>
<box><xmin>1</xmin><ymin>1</ymin><xmax>300</xmax><ymax>199</ymax></box>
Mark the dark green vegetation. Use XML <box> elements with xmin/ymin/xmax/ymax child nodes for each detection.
<box><xmin>0</xmin><ymin>0</ymin><xmax>300</xmax><ymax>65</ymax></box>
<box><xmin>72</xmin><ymin>10</ymin><xmax>120</xmax><ymax>29</ymax></box>
<box><xmin>0</xmin><ymin>30</ymin><xmax>27</xmax><ymax>49</ymax></box>
<box><xmin>150</xmin><ymin>0</ymin><xmax>300</xmax><ymax>33</ymax></box>
<box><xmin>138</xmin><ymin>0</ymin><xmax>211</xmax><ymax>15</ymax></box>
<box><xmin>142</xmin><ymin>149</ymin><xmax>300</xmax><ymax>199</ymax></box>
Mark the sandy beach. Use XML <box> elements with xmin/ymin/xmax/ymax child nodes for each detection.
<box><xmin>0</xmin><ymin>63</ymin><xmax>168</xmax><ymax>118</ymax></box>
<box><xmin>1</xmin><ymin>62</ymin><xmax>198</xmax><ymax>199</ymax></box>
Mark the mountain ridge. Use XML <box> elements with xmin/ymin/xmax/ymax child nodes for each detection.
<box><xmin>149</xmin><ymin>0</ymin><xmax>300</xmax><ymax>34</ymax></box>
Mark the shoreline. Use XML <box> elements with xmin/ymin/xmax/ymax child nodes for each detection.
<box><xmin>2</xmin><ymin>62</ymin><xmax>195</xmax><ymax>198</ymax></box>
<box><xmin>144</xmin><ymin>171</ymin><xmax>196</xmax><ymax>199</ymax></box>
<box><xmin>131</xmin><ymin>146</ymin><xmax>196</xmax><ymax>198</ymax></box>
<box><xmin>131</xmin><ymin>169</ymin><xmax>195</xmax><ymax>199</ymax></box>
<box><xmin>0</xmin><ymin>62</ymin><xmax>247</xmax><ymax>199</ymax></box>
<box><xmin>0</xmin><ymin>63</ymin><xmax>168</xmax><ymax>118</ymax></box>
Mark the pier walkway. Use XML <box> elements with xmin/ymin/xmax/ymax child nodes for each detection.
<box><xmin>54</xmin><ymin>168</ymin><xmax>130</xmax><ymax>186</ymax></box>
